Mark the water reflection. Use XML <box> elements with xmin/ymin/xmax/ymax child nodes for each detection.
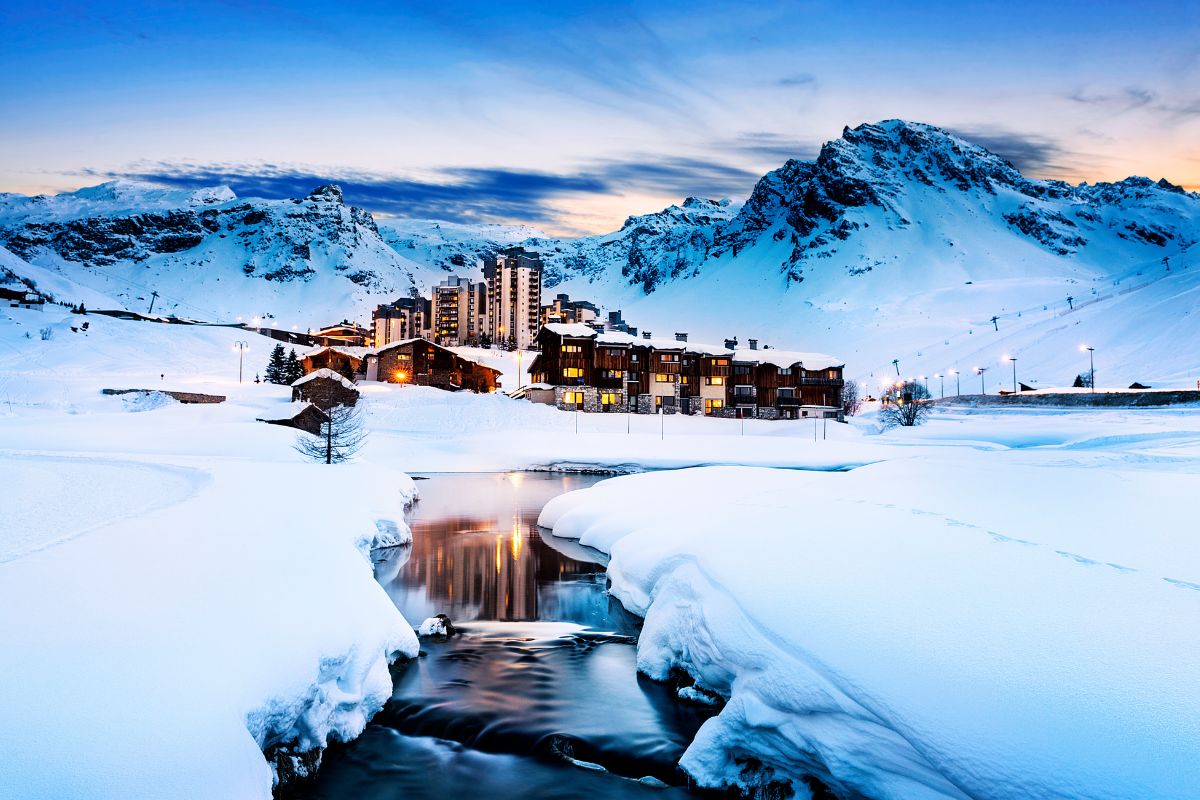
<box><xmin>375</xmin><ymin>472</ymin><xmax>636</xmax><ymax>632</ymax></box>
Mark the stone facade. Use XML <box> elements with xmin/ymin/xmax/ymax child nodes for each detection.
<box><xmin>291</xmin><ymin>375</ymin><xmax>359</xmax><ymax>410</ymax></box>
<box><xmin>555</xmin><ymin>386</ymin><xmax>628</xmax><ymax>413</ymax></box>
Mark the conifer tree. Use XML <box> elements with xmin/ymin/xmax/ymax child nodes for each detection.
<box><xmin>264</xmin><ymin>344</ymin><xmax>287</xmax><ymax>384</ymax></box>
<box><xmin>285</xmin><ymin>348</ymin><xmax>304</xmax><ymax>383</ymax></box>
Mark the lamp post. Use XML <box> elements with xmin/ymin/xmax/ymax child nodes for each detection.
<box><xmin>233</xmin><ymin>341</ymin><xmax>249</xmax><ymax>383</ymax></box>
<box><xmin>935</xmin><ymin>373</ymin><xmax>944</xmax><ymax>398</ymax></box>
<box><xmin>516</xmin><ymin>347</ymin><xmax>524</xmax><ymax>390</ymax></box>
<box><xmin>1081</xmin><ymin>346</ymin><xmax>1095</xmax><ymax>393</ymax></box>
<box><xmin>975</xmin><ymin>366</ymin><xmax>987</xmax><ymax>395</ymax></box>
<box><xmin>1006</xmin><ymin>356</ymin><xmax>1018</xmax><ymax>393</ymax></box>
<box><xmin>949</xmin><ymin>368</ymin><xmax>960</xmax><ymax>396</ymax></box>
<box><xmin>919</xmin><ymin>375</ymin><xmax>929</xmax><ymax>396</ymax></box>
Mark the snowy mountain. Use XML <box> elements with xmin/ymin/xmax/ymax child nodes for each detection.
<box><xmin>2</xmin><ymin>121</ymin><xmax>1198</xmax><ymax>386</ymax></box>
<box><xmin>0</xmin><ymin>181</ymin><xmax>442</xmax><ymax>324</ymax></box>
<box><xmin>542</xmin><ymin>121</ymin><xmax>1200</xmax><ymax>387</ymax></box>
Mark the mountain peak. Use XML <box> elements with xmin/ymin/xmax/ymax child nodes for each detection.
<box><xmin>307</xmin><ymin>184</ymin><xmax>344</xmax><ymax>204</ymax></box>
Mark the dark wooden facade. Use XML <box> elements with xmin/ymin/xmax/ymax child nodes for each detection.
<box><xmin>291</xmin><ymin>371</ymin><xmax>360</xmax><ymax>410</ymax></box>
<box><xmin>300</xmin><ymin>347</ymin><xmax>368</xmax><ymax>378</ymax></box>
<box><xmin>530</xmin><ymin>326</ymin><xmax>845</xmax><ymax>418</ymax></box>
<box><xmin>372</xmin><ymin>338</ymin><xmax>500</xmax><ymax>393</ymax></box>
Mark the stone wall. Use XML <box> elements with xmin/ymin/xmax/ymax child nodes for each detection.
<box><xmin>555</xmin><ymin>386</ymin><xmax>628</xmax><ymax>413</ymax></box>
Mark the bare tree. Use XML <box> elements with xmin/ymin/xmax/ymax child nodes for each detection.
<box><xmin>295</xmin><ymin>404</ymin><xmax>366</xmax><ymax>464</ymax></box>
<box><xmin>878</xmin><ymin>380</ymin><xmax>932</xmax><ymax>428</ymax></box>
<box><xmin>841</xmin><ymin>381</ymin><xmax>863</xmax><ymax>417</ymax></box>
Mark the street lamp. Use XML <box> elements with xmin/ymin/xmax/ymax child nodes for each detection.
<box><xmin>949</xmin><ymin>368</ymin><xmax>960</xmax><ymax>396</ymax></box>
<box><xmin>1080</xmin><ymin>345</ymin><xmax>1095</xmax><ymax>393</ymax></box>
<box><xmin>919</xmin><ymin>375</ymin><xmax>929</xmax><ymax>396</ymax></box>
<box><xmin>975</xmin><ymin>366</ymin><xmax>987</xmax><ymax>395</ymax></box>
<box><xmin>233</xmin><ymin>341</ymin><xmax>249</xmax><ymax>383</ymax></box>
<box><xmin>1004</xmin><ymin>356</ymin><xmax>1018</xmax><ymax>393</ymax></box>
<box><xmin>935</xmin><ymin>373</ymin><xmax>944</xmax><ymax>398</ymax></box>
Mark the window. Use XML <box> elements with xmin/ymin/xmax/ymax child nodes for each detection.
<box><xmin>655</xmin><ymin>396</ymin><xmax>663</xmax><ymax>408</ymax></box>
<box><xmin>655</xmin><ymin>373</ymin><xmax>676</xmax><ymax>383</ymax></box>
<box><xmin>564</xmin><ymin>391</ymin><xmax>584</xmax><ymax>405</ymax></box>
<box><xmin>602</xmin><ymin>369</ymin><xmax>624</xmax><ymax>379</ymax></box>
<box><xmin>659</xmin><ymin>353</ymin><xmax>680</xmax><ymax>363</ymax></box>
<box><xmin>778</xmin><ymin>387</ymin><xmax>795</xmax><ymax>398</ymax></box>
<box><xmin>562</xmin><ymin>344</ymin><xmax>582</xmax><ymax>353</ymax></box>
<box><xmin>779</xmin><ymin>368</ymin><xmax>793</xmax><ymax>376</ymax></box>
<box><xmin>706</xmin><ymin>376</ymin><xmax>724</xmax><ymax>386</ymax></box>
<box><xmin>679</xmin><ymin>375</ymin><xmax>689</xmax><ymax>384</ymax></box>
<box><xmin>712</xmin><ymin>358</ymin><xmax>729</xmax><ymax>366</ymax></box>
<box><xmin>735</xmin><ymin>365</ymin><xmax>752</xmax><ymax>375</ymax></box>
<box><xmin>630</xmin><ymin>353</ymin><xmax>639</xmax><ymax>362</ymax></box>
<box><xmin>606</xmin><ymin>348</ymin><xmax>624</xmax><ymax>357</ymax></box>
<box><xmin>600</xmin><ymin>392</ymin><xmax>616</xmax><ymax>405</ymax></box>
<box><xmin>563</xmin><ymin>367</ymin><xmax>584</xmax><ymax>378</ymax></box>
<box><xmin>704</xmin><ymin>398</ymin><xmax>724</xmax><ymax>414</ymax></box>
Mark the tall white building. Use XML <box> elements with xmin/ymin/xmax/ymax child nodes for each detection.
<box><xmin>431</xmin><ymin>275</ymin><xmax>486</xmax><ymax>347</ymax></box>
<box><xmin>485</xmin><ymin>248</ymin><xmax>542</xmax><ymax>350</ymax></box>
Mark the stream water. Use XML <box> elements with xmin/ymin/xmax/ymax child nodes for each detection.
<box><xmin>286</xmin><ymin>472</ymin><xmax>720</xmax><ymax>799</ymax></box>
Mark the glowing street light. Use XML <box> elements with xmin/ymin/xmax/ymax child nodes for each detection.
<box><xmin>394</xmin><ymin>370</ymin><xmax>408</xmax><ymax>383</ymax></box>
<box><xmin>975</xmin><ymin>366</ymin><xmax>988</xmax><ymax>395</ymax></box>
<box><xmin>1004</xmin><ymin>355</ymin><xmax>1018</xmax><ymax>393</ymax></box>
<box><xmin>1080</xmin><ymin>345</ymin><xmax>1095</xmax><ymax>393</ymax></box>
<box><xmin>233</xmin><ymin>341</ymin><xmax>249</xmax><ymax>383</ymax></box>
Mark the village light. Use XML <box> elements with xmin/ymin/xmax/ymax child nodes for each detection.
<box><xmin>975</xmin><ymin>366</ymin><xmax>988</xmax><ymax>395</ymax></box>
<box><xmin>394</xmin><ymin>370</ymin><xmax>408</xmax><ymax>382</ymax></box>
<box><xmin>1004</xmin><ymin>356</ymin><xmax>1018</xmax><ymax>393</ymax></box>
<box><xmin>1080</xmin><ymin>345</ymin><xmax>1095</xmax><ymax>393</ymax></box>
<box><xmin>233</xmin><ymin>341</ymin><xmax>249</xmax><ymax>383</ymax></box>
<box><xmin>949</xmin><ymin>368</ymin><xmax>960</xmax><ymax>396</ymax></box>
<box><xmin>935</xmin><ymin>373</ymin><xmax>944</xmax><ymax>398</ymax></box>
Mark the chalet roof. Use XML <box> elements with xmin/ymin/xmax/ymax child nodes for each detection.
<box><xmin>540</xmin><ymin>323</ymin><xmax>842</xmax><ymax>368</ymax></box>
<box><xmin>372</xmin><ymin>337</ymin><xmax>501</xmax><ymax>375</ymax></box>
<box><xmin>292</xmin><ymin>368</ymin><xmax>358</xmax><ymax>390</ymax></box>
<box><xmin>300</xmin><ymin>345</ymin><xmax>373</xmax><ymax>361</ymax></box>
<box><xmin>732</xmin><ymin>348</ymin><xmax>844</xmax><ymax>371</ymax></box>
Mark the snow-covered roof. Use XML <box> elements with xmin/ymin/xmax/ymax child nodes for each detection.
<box><xmin>732</xmin><ymin>349</ymin><xmax>844</xmax><ymax>370</ymax></box>
<box><xmin>542</xmin><ymin>324</ymin><xmax>840</xmax><ymax>365</ymax></box>
<box><xmin>372</xmin><ymin>337</ymin><xmax>426</xmax><ymax>354</ymax></box>
<box><xmin>292</xmin><ymin>368</ymin><xmax>358</xmax><ymax>390</ymax></box>
<box><xmin>301</xmin><ymin>345</ymin><xmax>373</xmax><ymax>361</ymax></box>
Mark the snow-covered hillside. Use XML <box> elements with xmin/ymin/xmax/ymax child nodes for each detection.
<box><xmin>0</xmin><ymin>182</ymin><xmax>443</xmax><ymax>325</ymax></box>
<box><xmin>3</xmin><ymin>121</ymin><xmax>1197</xmax><ymax>386</ymax></box>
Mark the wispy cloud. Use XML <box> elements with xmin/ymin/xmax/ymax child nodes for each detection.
<box><xmin>723</xmin><ymin>131</ymin><xmax>818</xmax><ymax>163</ymax></box>
<box><xmin>776</xmin><ymin>73</ymin><xmax>817</xmax><ymax>88</ymax></box>
<box><xmin>946</xmin><ymin>126</ymin><xmax>1069</xmax><ymax>173</ymax></box>
<box><xmin>82</xmin><ymin>153</ymin><xmax>761</xmax><ymax>230</ymax></box>
<box><xmin>1066</xmin><ymin>86</ymin><xmax>1200</xmax><ymax>122</ymax></box>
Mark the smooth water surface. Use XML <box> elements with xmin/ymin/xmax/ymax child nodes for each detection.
<box><xmin>288</xmin><ymin>472</ymin><xmax>718</xmax><ymax>800</ymax></box>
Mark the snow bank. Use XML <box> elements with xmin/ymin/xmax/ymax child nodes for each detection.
<box><xmin>539</xmin><ymin>463</ymin><xmax>1200</xmax><ymax>799</ymax></box>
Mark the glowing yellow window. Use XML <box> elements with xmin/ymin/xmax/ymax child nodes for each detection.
<box><xmin>708</xmin><ymin>376</ymin><xmax>724</xmax><ymax>386</ymax></box>
<box><xmin>600</xmin><ymin>393</ymin><xmax>616</xmax><ymax>405</ymax></box>
<box><xmin>563</xmin><ymin>367</ymin><xmax>584</xmax><ymax>378</ymax></box>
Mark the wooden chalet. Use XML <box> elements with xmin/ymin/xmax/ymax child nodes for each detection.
<box><xmin>312</xmin><ymin>321</ymin><xmax>371</xmax><ymax>347</ymax></box>
<box><xmin>291</xmin><ymin>368</ymin><xmax>360</xmax><ymax>410</ymax></box>
<box><xmin>300</xmin><ymin>346</ymin><xmax>372</xmax><ymax>379</ymax></box>
<box><xmin>529</xmin><ymin>324</ymin><xmax>844</xmax><ymax>419</ymax></box>
<box><xmin>366</xmin><ymin>338</ymin><xmax>500</xmax><ymax>393</ymax></box>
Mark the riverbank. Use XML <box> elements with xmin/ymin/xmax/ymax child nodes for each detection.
<box><xmin>538</xmin><ymin>423</ymin><xmax>1200</xmax><ymax>799</ymax></box>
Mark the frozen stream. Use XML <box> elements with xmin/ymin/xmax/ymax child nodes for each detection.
<box><xmin>285</xmin><ymin>472</ymin><xmax>720</xmax><ymax>799</ymax></box>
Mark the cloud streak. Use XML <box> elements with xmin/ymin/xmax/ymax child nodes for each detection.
<box><xmin>84</xmin><ymin>154</ymin><xmax>761</xmax><ymax>231</ymax></box>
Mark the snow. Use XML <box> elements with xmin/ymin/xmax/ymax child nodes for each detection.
<box><xmin>537</xmin><ymin>411</ymin><xmax>1200</xmax><ymax>799</ymax></box>
<box><xmin>0</xmin><ymin>307</ymin><xmax>419</xmax><ymax>800</ymax></box>
<box><xmin>416</xmin><ymin>616</ymin><xmax>453</xmax><ymax>637</ymax></box>
<box><xmin>4</xmin><ymin>303</ymin><xmax>1200</xmax><ymax>799</ymax></box>
<box><xmin>292</xmin><ymin>368</ymin><xmax>357</xmax><ymax>390</ymax></box>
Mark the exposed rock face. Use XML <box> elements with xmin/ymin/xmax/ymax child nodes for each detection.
<box><xmin>525</xmin><ymin>120</ymin><xmax>1199</xmax><ymax>292</ymax></box>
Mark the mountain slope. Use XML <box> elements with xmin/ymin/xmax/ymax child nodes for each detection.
<box><xmin>0</xmin><ymin>182</ymin><xmax>442</xmax><ymax>324</ymax></box>
<box><xmin>541</xmin><ymin>121</ymin><xmax>1200</xmax><ymax>387</ymax></box>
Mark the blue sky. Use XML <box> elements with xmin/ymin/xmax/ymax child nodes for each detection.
<box><xmin>2</xmin><ymin>0</ymin><xmax>1198</xmax><ymax>234</ymax></box>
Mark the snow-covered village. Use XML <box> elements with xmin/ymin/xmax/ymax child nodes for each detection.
<box><xmin>3</xmin><ymin>4</ymin><xmax>1200</xmax><ymax>800</ymax></box>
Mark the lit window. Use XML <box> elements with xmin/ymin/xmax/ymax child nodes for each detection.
<box><xmin>600</xmin><ymin>393</ymin><xmax>616</xmax><ymax>405</ymax></box>
<box><xmin>705</xmin><ymin>399</ymin><xmax>724</xmax><ymax>414</ymax></box>
<box><xmin>708</xmin><ymin>376</ymin><xmax>724</xmax><ymax>386</ymax></box>
<box><xmin>562</xmin><ymin>344</ymin><xmax>582</xmax><ymax>353</ymax></box>
<box><xmin>564</xmin><ymin>391</ymin><xmax>584</xmax><ymax>405</ymax></box>
<box><xmin>563</xmin><ymin>367</ymin><xmax>584</xmax><ymax>378</ymax></box>
<box><xmin>655</xmin><ymin>373</ymin><xmax>676</xmax><ymax>383</ymax></box>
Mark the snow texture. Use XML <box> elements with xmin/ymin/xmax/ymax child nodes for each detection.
<box><xmin>539</xmin><ymin>426</ymin><xmax>1200</xmax><ymax>799</ymax></box>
